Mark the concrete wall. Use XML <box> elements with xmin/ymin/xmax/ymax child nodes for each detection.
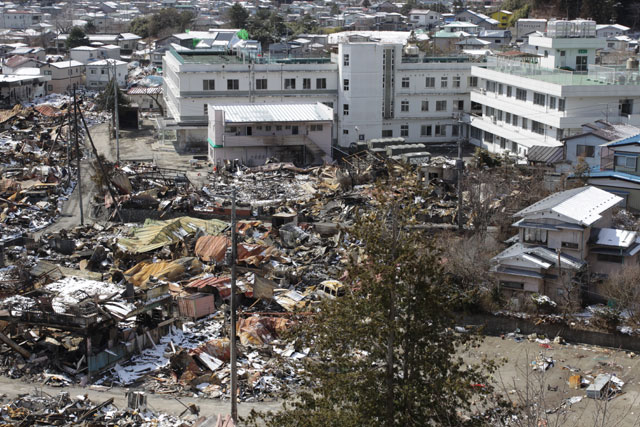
<box><xmin>463</xmin><ymin>313</ymin><xmax>640</xmax><ymax>352</ymax></box>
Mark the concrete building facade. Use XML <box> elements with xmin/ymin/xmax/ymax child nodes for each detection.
<box><xmin>467</xmin><ymin>20</ymin><xmax>640</xmax><ymax>158</ymax></box>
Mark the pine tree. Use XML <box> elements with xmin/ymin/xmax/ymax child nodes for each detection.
<box><xmin>248</xmin><ymin>168</ymin><xmax>502</xmax><ymax>426</ymax></box>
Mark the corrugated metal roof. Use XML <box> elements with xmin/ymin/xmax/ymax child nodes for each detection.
<box><xmin>493</xmin><ymin>243</ymin><xmax>586</xmax><ymax>270</ymax></box>
<box><xmin>34</xmin><ymin>104</ymin><xmax>63</xmax><ymax>117</ymax></box>
<box><xmin>591</xmin><ymin>227</ymin><xmax>637</xmax><ymax>248</ymax></box>
<box><xmin>587</xmin><ymin>170</ymin><xmax>640</xmax><ymax>184</ymax></box>
<box><xmin>211</xmin><ymin>103</ymin><xmax>333</xmax><ymax>123</ymax></box>
<box><xmin>127</xmin><ymin>87</ymin><xmax>162</xmax><ymax>95</ymax></box>
<box><xmin>515</xmin><ymin>186</ymin><xmax>623</xmax><ymax>226</ymax></box>
<box><xmin>527</xmin><ymin>145</ymin><xmax>564</xmax><ymax>164</ymax></box>
<box><xmin>117</xmin><ymin>217</ymin><xmax>228</xmax><ymax>253</ymax></box>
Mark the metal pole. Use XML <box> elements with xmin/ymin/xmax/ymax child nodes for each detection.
<box><xmin>456</xmin><ymin>117</ymin><xmax>463</xmax><ymax>231</ymax></box>
<box><xmin>77</xmin><ymin>106</ymin><xmax>124</xmax><ymax>223</ymax></box>
<box><xmin>230</xmin><ymin>188</ymin><xmax>238</xmax><ymax>423</ymax></box>
<box><xmin>113</xmin><ymin>60</ymin><xmax>120</xmax><ymax>166</ymax></box>
<box><xmin>73</xmin><ymin>85</ymin><xmax>84</xmax><ymax>225</ymax></box>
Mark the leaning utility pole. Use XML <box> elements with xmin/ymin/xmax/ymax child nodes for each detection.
<box><xmin>73</xmin><ymin>85</ymin><xmax>84</xmax><ymax>225</ymax></box>
<box><xmin>113</xmin><ymin>60</ymin><xmax>121</xmax><ymax>166</ymax></box>
<box><xmin>456</xmin><ymin>116</ymin><xmax>463</xmax><ymax>231</ymax></box>
<box><xmin>230</xmin><ymin>188</ymin><xmax>238</xmax><ymax>423</ymax></box>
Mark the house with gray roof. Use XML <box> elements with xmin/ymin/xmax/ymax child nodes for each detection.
<box><xmin>492</xmin><ymin>186</ymin><xmax>640</xmax><ymax>307</ymax></box>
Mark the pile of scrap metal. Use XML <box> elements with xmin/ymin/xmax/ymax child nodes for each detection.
<box><xmin>0</xmin><ymin>391</ymin><xmax>198</xmax><ymax>426</ymax></box>
<box><xmin>0</xmin><ymin>103</ymin><xmax>77</xmax><ymax>239</ymax></box>
<box><xmin>0</xmin><ymin>273</ymin><xmax>175</xmax><ymax>383</ymax></box>
<box><xmin>103</xmin><ymin>162</ymin><xmax>196</xmax><ymax>215</ymax></box>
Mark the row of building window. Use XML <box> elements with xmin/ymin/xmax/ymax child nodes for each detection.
<box><xmin>484</xmin><ymin>80</ymin><xmax>566</xmax><ymax>111</ymax></box>
<box><xmin>344</xmin><ymin>124</ymin><xmax>458</xmax><ymax>138</ymax></box>
<box><xmin>224</xmin><ymin>124</ymin><xmax>323</xmax><ymax>133</ymax></box>
<box><xmin>483</xmin><ymin>106</ymin><xmax>560</xmax><ymax>138</ymax></box>
<box><xmin>470</xmin><ymin>127</ymin><xmax>526</xmax><ymax>155</ymax></box>
<box><xmin>418</xmin><ymin>75</ymin><xmax>462</xmax><ymax>89</ymax></box>
<box><xmin>202</xmin><ymin>78</ymin><xmax>328</xmax><ymax>91</ymax></box>
<box><xmin>342</xmin><ymin>100</ymin><xmax>463</xmax><ymax>116</ymax></box>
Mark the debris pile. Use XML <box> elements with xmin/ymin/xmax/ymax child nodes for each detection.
<box><xmin>0</xmin><ymin>104</ymin><xmax>77</xmax><ymax>238</ymax></box>
<box><xmin>0</xmin><ymin>391</ymin><xmax>193</xmax><ymax>426</ymax></box>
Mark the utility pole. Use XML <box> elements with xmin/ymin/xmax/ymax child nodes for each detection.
<box><xmin>73</xmin><ymin>85</ymin><xmax>84</xmax><ymax>225</ymax></box>
<box><xmin>456</xmin><ymin>115</ymin><xmax>463</xmax><ymax>231</ymax></box>
<box><xmin>113</xmin><ymin>60</ymin><xmax>120</xmax><ymax>166</ymax></box>
<box><xmin>230</xmin><ymin>188</ymin><xmax>238</xmax><ymax>423</ymax></box>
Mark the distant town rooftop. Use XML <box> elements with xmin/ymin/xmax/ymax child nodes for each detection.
<box><xmin>169</xmin><ymin>49</ymin><xmax>332</xmax><ymax>65</ymax></box>
<box><xmin>483</xmin><ymin>56</ymin><xmax>640</xmax><ymax>86</ymax></box>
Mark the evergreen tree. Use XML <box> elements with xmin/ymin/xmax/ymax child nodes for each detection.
<box><xmin>66</xmin><ymin>26</ymin><xmax>89</xmax><ymax>49</ymax></box>
<box><xmin>228</xmin><ymin>3</ymin><xmax>249</xmax><ymax>29</ymax></box>
<box><xmin>248</xmin><ymin>168</ymin><xmax>502</xmax><ymax>426</ymax></box>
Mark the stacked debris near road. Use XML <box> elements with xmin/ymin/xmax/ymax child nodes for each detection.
<box><xmin>0</xmin><ymin>390</ymin><xmax>231</xmax><ymax>426</ymax></box>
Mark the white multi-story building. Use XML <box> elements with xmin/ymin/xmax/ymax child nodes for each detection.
<box><xmin>1</xmin><ymin>10</ymin><xmax>43</xmax><ymax>30</ymax></box>
<box><xmin>338</xmin><ymin>43</ymin><xmax>469</xmax><ymax>146</ymax></box>
<box><xmin>467</xmin><ymin>20</ymin><xmax>640</xmax><ymax>157</ymax></box>
<box><xmin>162</xmin><ymin>38</ymin><xmax>472</xmax><ymax>151</ymax></box>
<box><xmin>161</xmin><ymin>50</ymin><xmax>338</xmax><ymax>149</ymax></box>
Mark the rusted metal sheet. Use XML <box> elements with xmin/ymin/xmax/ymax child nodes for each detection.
<box><xmin>194</xmin><ymin>235</ymin><xmax>229</xmax><ymax>262</ymax></box>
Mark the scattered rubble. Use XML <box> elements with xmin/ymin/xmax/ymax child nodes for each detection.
<box><xmin>0</xmin><ymin>391</ymin><xmax>199</xmax><ymax>426</ymax></box>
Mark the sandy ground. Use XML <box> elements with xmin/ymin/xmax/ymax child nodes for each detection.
<box><xmin>466</xmin><ymin>335</ymin><xmax>640</xmax><ymax>426</ymax></box>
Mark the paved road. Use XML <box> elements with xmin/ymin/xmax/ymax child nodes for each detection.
<box><xmin>0</xmin><ymin>375</ymin><xmax>283</xmax><ymax>421</ymax></box>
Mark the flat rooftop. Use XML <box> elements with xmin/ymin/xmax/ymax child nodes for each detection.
<box><xmin>483</xmin><ymin>57</ymin><xmax>640</xmax><ymax>86</ymax></box>
<box><xmin>171</xmin><ymin>49</ymin><xmax>332</xmax><ymax>65</ymax></box>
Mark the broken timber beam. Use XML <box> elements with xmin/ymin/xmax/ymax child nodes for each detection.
<box><xmin>0</xmin><ymin>330</ymin><xmax>31</xmax><ymax>359</ymax></box>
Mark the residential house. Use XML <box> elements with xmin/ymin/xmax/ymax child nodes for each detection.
<box><xmin>70</xmin><ymin>45</ymin><xmax>121</xmax><ymax>64</ymax></box>
<box><xmin>515</xmin><ymin>18</ymin><xmax>546</xmax><ymax>41</ymax></box>
<box><xmin>0</xmin><ymin>73</ymin><xmax>49</xmax><ymax>107</ymax></box>
<box><xmin>408</xmin><ymin>9</ymin><xmax>441</xmax><ymax>29</ymax></box>
<box><xmin>490</xmin><ymin>10</ymin><xmax>512</xmax><ymax>29</ymax></box>
<box><xmin>491</xmin><ymin>186</ymin><xmax>637</xmax><ymax>307</ymax></box>
<box><xmin>596</xmin><ymin>24</ymin><xmax>629</xmax><ymax>39</ymax></box>
<box><xmin>206</xmin><ymin>103</ymin><xmax>333</xmax><ymax>166</ymax></box>
<box><xmin>562</xmin><ymin>121</ymin><xmax>640</xmax><ymax>170</ymax></box>
<box><xmin>40</xmin><ymin>60</ymin><xmax>84</xmax><ymax>94</ymax></box>
<box><xmin>456</xmin><ymin>37</ymin><xmax>491</xmax><ymax>51</ymax></box>
<box><xmin>85</xmin><ymin>59</ymin><xmax>127</xmax><ymax>89</ymax></box>
<box><xmin>9</xmin><ymin>47</ymin><xmax>45</xmax><ymax>61</ymax></box>
<box><xmin>2</xmin><ymin>55</ymin><xmax>39</xmax><ymax>74</ymax></box>
<box><xmin>477</xmin><ymin>29</ymin><xmax>511</xmax><ymax>48</ymax></box>
<box><xmin>126</xmin><ymin>86</ymin><xmax>164</xmax><ymax>111</ymax></box>
<box><xmin>587</xmin><ymin>134</ymin><xmax>640</xmax><ymax>210</ymax></box>
<box><xmin>455</xmin><ymin>10</ymin><xmax>499</xmax><ymax>30</ymax></box>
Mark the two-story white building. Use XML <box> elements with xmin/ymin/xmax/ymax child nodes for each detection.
<box><xmin>70</xmin><ymin>45</ymin><xmax>121</xmax><ymax>64</ymax></box>
<box><xmin>467</xmin><ymin>20</ymin><xmax>640</xmax><ymax>158</ymax></box>
<box><xmin>207</xmin><ymin>102</ymin><xmax>333</xmax><ymax>166</ymax></box>
<box><xmin>85</xmin><ymin>59</ymin><xmax>127</xmax><ymax>89</ymax></box>
<box><xmin>407</xmin><ymin>9</ymin><xmax>441</xmax><ymax>29</ymax></box>
<box><xmin>40</xmin><ymin>60</ymin><xmax>84</xmax><ymax>94</ymax></box>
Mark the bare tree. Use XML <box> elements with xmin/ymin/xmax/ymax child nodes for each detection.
<box><xmin>602</xmin><ymin>264</ymin><xmax>640</xmax><ymax>325</ymax></box>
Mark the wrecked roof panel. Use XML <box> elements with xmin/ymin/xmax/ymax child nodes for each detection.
<box><xmin>117</xmin><ymin>217</ymin><xmax>228</xmax><ymax>253</ymax></box>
